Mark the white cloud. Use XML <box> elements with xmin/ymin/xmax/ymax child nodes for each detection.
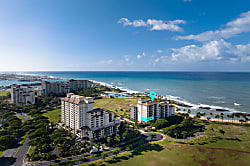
<box><xmin>97</xmin><ymin>59</ymin><xmax>113</xmax><ymax>65</ymax></box>
<box><xmin>124</xmin><ymin>55</ymin><xmax>130</xmax><ymax>62</ymax></box>
<box><xmin>156</xmin><ymin>49</ymin><xmax>163</xmax><ymax>53</ymax></box>
<box><xmin>137</xmin><ymin>54</ymin><xmax>142</xmax><ymax>59</ymax></box>
<box><xmin>117</xmin><ymin>18</ymin><xmax>147</xmax><ymax>27</ymax></box>
<box><xmin>155</xmin><ymin>58</ymin><xmax>160</xmax><ymax>63</ymax></box>
<box><xmin>142</xmin><ymin>52</ymin><xmax>146</xmax><ymax>56</ymax></box>
<box><xmin>118</xmin><ymin>18</ymin><xmax>186</xmax><ymax>32</ymax></box>
<box><xmin>170</xmin><ymin>39</ymin><xmax>250</xmax><ymax>62</ymax></box>
<box><xmin>176</xmin><ymin>11</ymin><xmax>250</xmax><ymax>41</ymax></box>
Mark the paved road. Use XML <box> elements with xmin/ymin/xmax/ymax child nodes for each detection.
<box><xmin>1</xmin><ymin>113</ymin><xmax>30</xmax><ymax>159</ymax></box>
<box><xmin>0</xmin><ymin>113</ymin><xmax>31</xmax><ymax>166</ymax></box>
<box><xmin>24</xmin><ymin>136</ymin><xmax>147</xmax><ymax>166</ymax></box>
<box><xmin>11</xmin><ymin>113</ymin><xmax>31</xmax><ymax>166</ymax></box>
<box><xmin>11</xmin><ymin>138</ymin><xmax>30</xmax><ymax>166</ymax></box>
<box><xmin>24</xmin><ymin>131</ymin><xmax>165</xmax><ymax>166</ymax></box>
<box><xmin>16</xmin><ymin>113</ymin><xmax>32</xmax><ymax>121</ymax></box>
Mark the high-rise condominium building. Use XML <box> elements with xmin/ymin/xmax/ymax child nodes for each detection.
<box><xmin>11</xmin><ymin>84</ymin><xmax>35</xmax><ymax>106</ymax></box>
<box><xmin>61</xmin><ymin>93</ymin><xmax>120</xmax><ymax>138</ymax></box>
<box><xmin>40</xmin><ymin>80</ymin><xmax>92</xmax><ymax>95</ymax></box>
<box><xmin>66</xmin><ymin>79</ymin><xmax>92</xmax><ymax>92</ymax></box>
<box><xmin>130</xmin><ymin>98</ymin><xmax>175</xmax><ymax>123</ymax></box>
<box><xmin>40</xmin><ymin>81</ymin><xmax>69</xmax><ymax>95</ymax></box>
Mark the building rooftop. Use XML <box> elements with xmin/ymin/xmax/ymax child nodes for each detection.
<box><xmin>61</xmin><ymin>93</ymin><xmax>94</xmax><ymax>104</ymax></box>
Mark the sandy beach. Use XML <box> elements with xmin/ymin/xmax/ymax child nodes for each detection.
<box><xmin>187</xmin><ymin>113</ymin><xmax>250</xmax><ymax>124</ymax></box>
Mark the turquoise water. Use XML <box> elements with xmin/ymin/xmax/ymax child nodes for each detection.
<box><xmin>1</xmin><ymin>71</ymin><xmax>250</xmax><ymax>115</ymax></box>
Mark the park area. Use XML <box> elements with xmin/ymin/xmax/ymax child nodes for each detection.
<box><xmin>94</xmin><ymin>98</ymin><xmax>137</xmax><ymax>117</ymax></box>
<box><xmin>81</xmin><ymin>122</ymin><xmax>250</xmax><ymax>166</ymax></box>
<box><xmin>42</xmin><ymin>98</ymin><xmax>138</xmax><ymax>122</ymax></box>
<box><xmin>41</xmin><ymin>98</ymin><xmax>250</xmax><ymax>166</ymax></box>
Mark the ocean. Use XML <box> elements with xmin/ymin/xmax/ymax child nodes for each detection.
<box><xmin>1</xmin><ymin>71</ymin><xmax>250</xmax><ymax>117</ymax></box>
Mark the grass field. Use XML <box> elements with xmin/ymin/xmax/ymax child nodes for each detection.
<box><xmin>94</xmin><ymin>98</ymin><xmax>138</xmax><ymax>116</ymax></box>
<box><xmin>0</xmin><ymin>150</ymin><xmax>4</xmax><ymax>157</ymax></box>
<box><xmin>0</xmin><ymin>91</ymin><xmax>9</xmax><ymax>96</ymax></box>
<box><xmin>43</xmin><ymin>108</ymin><xmax>61</xmax><ymax>123</ymax></box>
<box><xmin>82</xmin><ymin>123</ymin><xmax>250</xmax><ymax>166</ymax></box>
<box><xmin>42</xmin><ymin>98</ymin><xmax>138</xmax><ymax>123</ymax></box>
<box><xmin>197</xmin><ymin>122</ymin><xmax>250</xmax><ymax>152</ymax></box>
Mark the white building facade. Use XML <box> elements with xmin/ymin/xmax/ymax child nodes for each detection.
<box><xmin>61</xmin><ymin>93</ymin><xmax>120</xmax><ymax>139</ymax></box>
<box><xmin>11</xmin><ymin>85</ymin><xmax>35</xmax><ymax>106</ymax></box>
<box><xmin>130</xmin><ymin>99</ymin><xmax>175</xmax><ymax>123</ymax></box>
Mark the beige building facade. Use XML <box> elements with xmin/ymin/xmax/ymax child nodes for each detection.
<box><xmin>61</xmin><ymin>93</ymin><xmax>120</xmax><ymax>138</ymax></box>
<box><xmin>130</xmin><ymin>99</ymin><xmax>175</xmax><ymax>123</ymax></box>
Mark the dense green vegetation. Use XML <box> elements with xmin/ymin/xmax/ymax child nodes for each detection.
<box><xmin>0</xmin><ymin>110</ymin><xmax>23</xmax><ymax>151</ymax></box>
<box><xmin>163</xmin><ymin>117</ymin><xmax>205</xmax><ymax>139</ymax></box>
<box><xmin>81</xmin><ymin>121</ymin><xmax>250</xmax><ymax>166</ymax></box>
<box><xmin>96</xmin><ymin>85</ymin><xmax>122</xmax><ymax>93</ymax></box>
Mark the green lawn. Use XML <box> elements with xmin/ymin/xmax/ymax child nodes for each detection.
<box><xmin>0</xmin><ymin>91</ymin><xmax>9</xmax><ymax>96</ymax></box>
<box><xmin>94</xmin><ymin>98</ymin><xmax>138</xmax><ymax>116</ymax></box>
<box><xmin>81</xmin><ymin>122</ymin><xmax>250</xmax><ymax>166</ymax></box>
<box><xmin>104</xmin><ymin>141</ymin><xmax>249</xmax><ymax>166</ymax></box>
<box><xmin>196</xmin><ymin>122</ymin><xmax>250</xmax><ymax>152</ymax></box>
<box><xmin>0</xmin><ymin>150</ymin><xmax>4</xmax><ymax>157</ymax></box>
<box><xmin>42</xmin><ymin>98</ymin><xmax>138</xmax><ymax>123</ymax></box>
<box><xmin>43</xmin><ymin>108</ymin><xmax>61</xmax><ymax>123</ymax></box>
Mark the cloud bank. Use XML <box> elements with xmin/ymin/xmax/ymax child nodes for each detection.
<box><xmin>118</xmin><ymin>18</ymin><xmax>186</xmax><ymax>32</ymax></box>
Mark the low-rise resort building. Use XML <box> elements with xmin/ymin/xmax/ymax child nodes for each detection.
<box><xmin>130</xmin><ymin>98</ymin><xmax>175</xmax><ymax>123</ymax></box>
<box><xmin>61</xmin><ymin>93</ymin><xmax>120</xmax><ymax>139</ymax></box>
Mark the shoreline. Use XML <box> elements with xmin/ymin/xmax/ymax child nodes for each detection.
<box><xmin>1</xmin><ymin>72</ymin><xmax>249</xmax><ymax>119</ymax></box>
<box><xmin>187</xmin><ymin>114</ymin><xmax>250</xmax><ymax>124</ymax></box>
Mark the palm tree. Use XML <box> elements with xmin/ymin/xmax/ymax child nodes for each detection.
<box><xmin>215</xmin><ymin>114</ymin><xmax>220</xmax><ymax>120</ymax></box>
<box><xmin>196</xmin><ymin>112</ymin><xmax>201</xmax><ymax>118</ymax></box>
<box><xmin>227</xmin><ymin>114</ymin><xmax>231</xmax><ymax>122</ymax></box>
<box><xmin>107</xmin><ymin>136</ymin><xmax>111</xmax><ymax>143</ymax></box>
<box><xmin>220</xmin><ymin>113</ymin><xmax>224</xmax><ymax>122</ymax></box>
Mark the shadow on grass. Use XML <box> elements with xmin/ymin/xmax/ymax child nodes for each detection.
<box><xmin>225</xmin><ymin>137</ymin><xmax>242</xmax><ymax>142</ymax></box>
<box><xmin>0</xmin><ymin>157</ymin><xmax>16</xmax><ymax>166</ymax></box>
<box><xmin>105</xmin><ymin>143</ymin><xmax>164</xmax><ymax>164</ymax></box>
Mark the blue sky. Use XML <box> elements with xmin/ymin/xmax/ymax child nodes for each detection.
<box><xmin>0</xmin><ymin>0</ymin><xmax>250</xmax><ymax>71</ymax></box>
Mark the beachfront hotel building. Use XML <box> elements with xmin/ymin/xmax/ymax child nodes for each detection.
<box><xmin>61</xmin><ymin>93</ymin><xmax>120</xmax><ymax>139</ymax></box>
<box><xmin>40</xmin><ymin>80</ymin><xmax>92</xmax><ymax>95</ymax></box>
<box><xmin>40</xmin><ymin>81</ymin><xmax>70</xmax><ymax>95</ymax></box>
<box><xmin>10</xmin><ymin>85</ymin><xmax>35</xmax><ymax>106</ymax></box>
<box><xmin>130</xmin><ymin>98</ymin><xmax>175</xmax><ymax>123</ymax></box>
<box><xmin>66</xmin><ymin>79</ymin><xmax>92</xmax><ymax>92</ymax></box>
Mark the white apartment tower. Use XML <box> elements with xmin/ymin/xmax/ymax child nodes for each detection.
<box><xmin>130</xmin><ymin>98</ymin><xmax>175</xmax><ymax>123</ymax></box>
<box><xmin>61</xmin><ymin>93</ymin><xmax>120</xmax><ymax>138</ymax></box>
<box><xmin>11</xmin><ymin>85</ymin><xmax>35</xmax><ymax>106</ymax></box>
